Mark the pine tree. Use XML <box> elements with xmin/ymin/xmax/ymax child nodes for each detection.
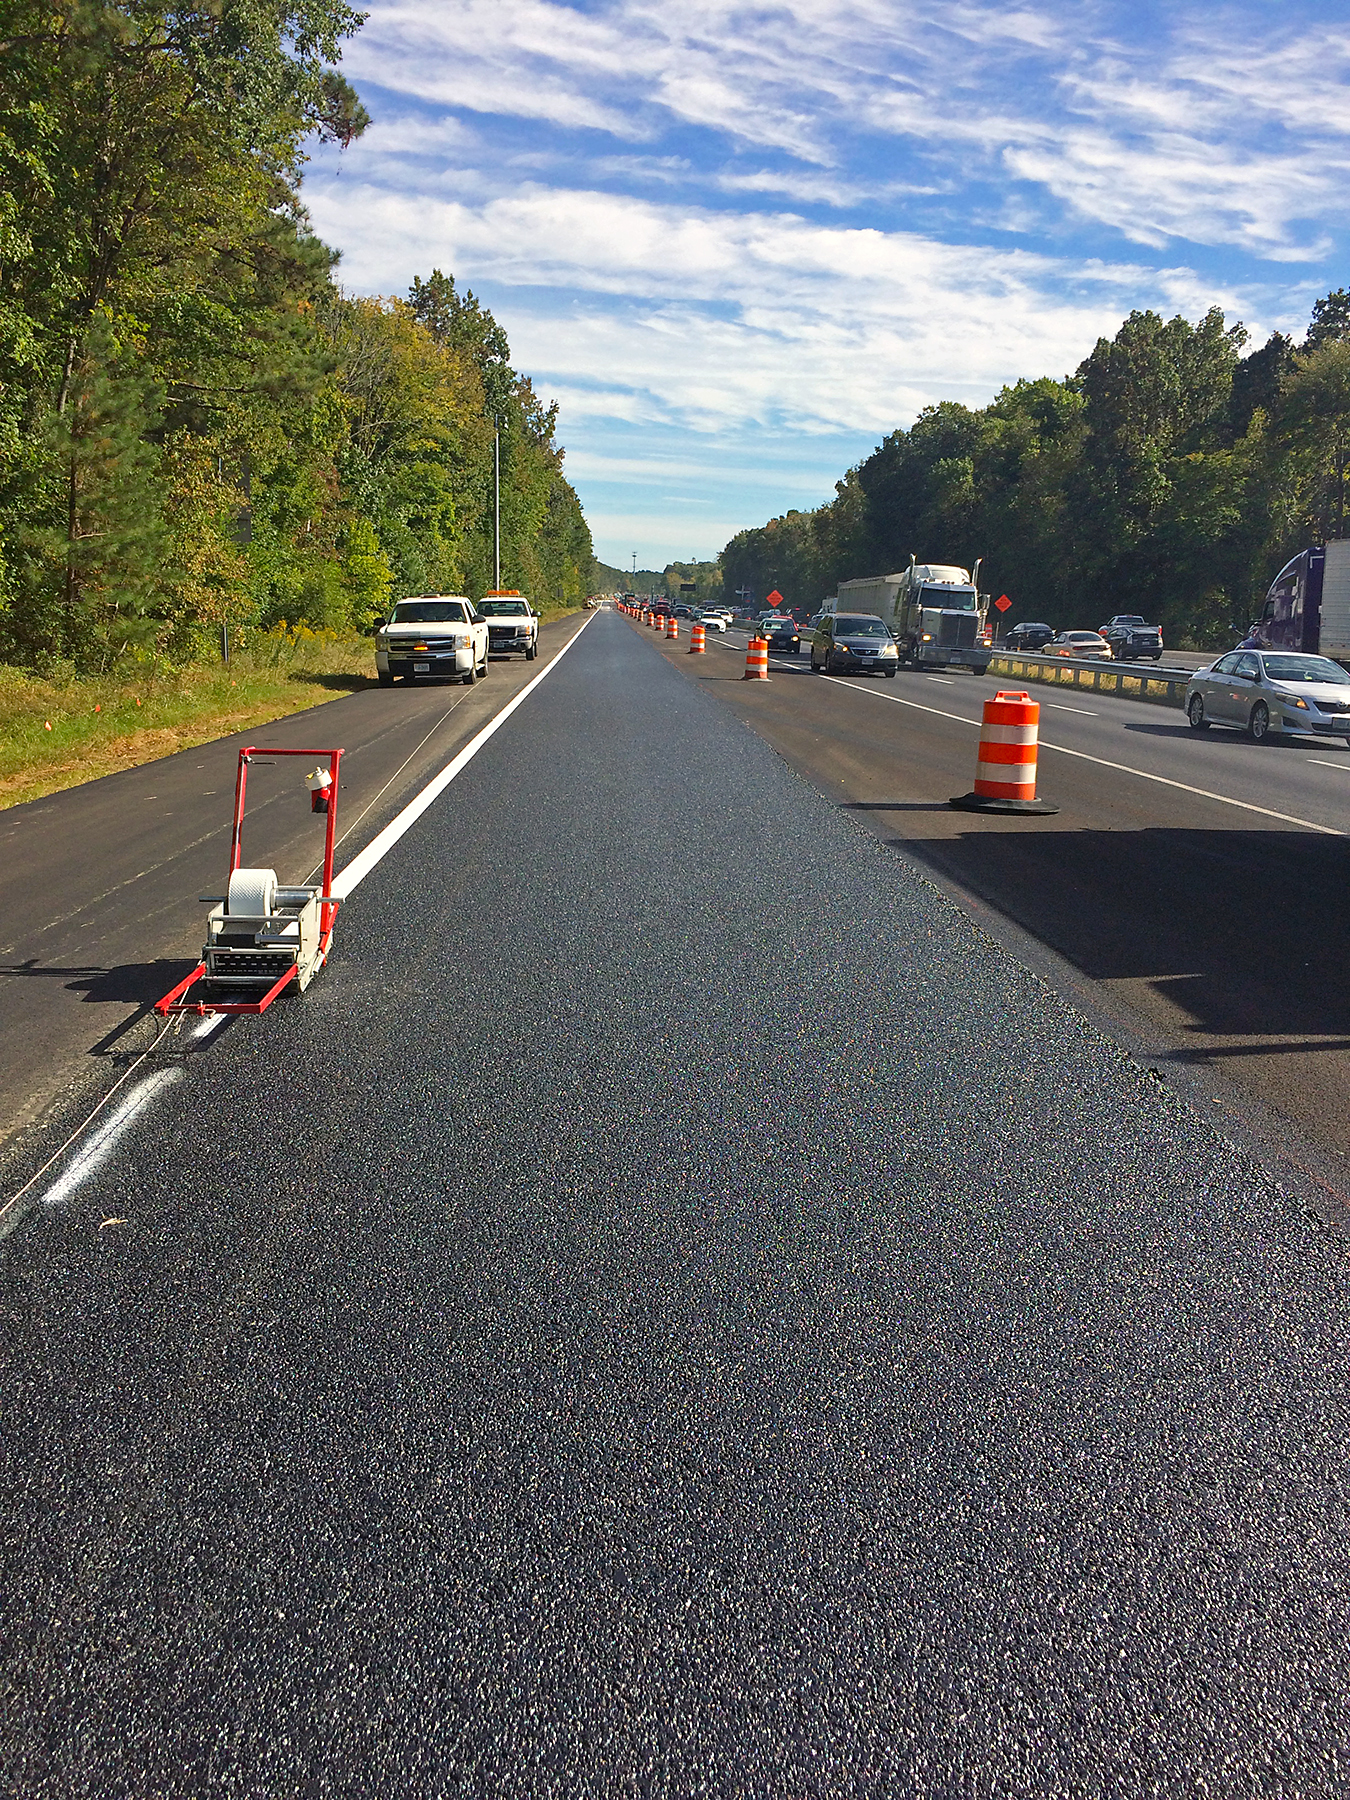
<box><xmin>40</xmin><ymin>325</ymin><xmax>171</xmax><ymax>668</ymax></box>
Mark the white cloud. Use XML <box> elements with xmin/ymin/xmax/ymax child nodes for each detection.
<box><xmin>337</xmin><ymin>1</ymin><xmax>1350</xmax><ymax>260</ymax></box>
<box><xmin>310</xmin><ymin>174</ymin><xmax>1297</xmax><ymax>440</ymax></box>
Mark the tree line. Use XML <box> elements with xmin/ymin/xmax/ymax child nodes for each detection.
<box><xmin>721</xmin><ymin>294</ymin><xmax>1350</xmax><ymax>645</ymax></box>
<box><xmin>0</xmin><ymin>0</ymin><xmax>593</xmax><ymax>673</ymax></box>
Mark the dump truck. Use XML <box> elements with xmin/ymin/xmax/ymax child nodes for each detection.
<box><xmin>832</xmin><ymin>558</ymin><xmax>990</xmax><ymax>674</ymax></box>
<box><xmin>1253</xmin><ymin>540</ymin><xmax>1350</xmax><ymax>662</ymax></box>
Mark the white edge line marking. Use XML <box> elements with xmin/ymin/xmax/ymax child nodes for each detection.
<box><xmin>1049</xmin><ymin>703</ymin><xmax>1098</xmax><ymax>715</ymax></box>
<box><xmin>1308</xmin><ymin>759</ymin><xmax>1350</xmax><ymax>771</ymax></box>
<box><xmin>330</xmin><ymin>609</ymin><xmax>598</xmax><ymax>899</ymax></box>
<box><xmin>38</xmin><ymin>1069</ymin><xmax>183</xmax><ymax>1210</ymax></box>
<box><xmin>823</xmin><ymin>676</ymin><xmax>1346</xmax><ymax>837</ymax></box>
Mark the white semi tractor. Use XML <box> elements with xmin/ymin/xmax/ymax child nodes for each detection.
<box><xmin>831</xmin><ymin>557</ymin><xmax>991</xmax><ymax>674</ymax></box>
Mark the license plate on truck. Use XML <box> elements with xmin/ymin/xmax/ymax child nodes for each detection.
<box><xmin>414</xmin><ymin>662</ymin><xmax>430</xmax><ymax>672</ymax></box>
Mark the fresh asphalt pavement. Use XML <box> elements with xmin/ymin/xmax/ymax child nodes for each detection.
<box><xmin>4</xmin><ymin>607</ymin><xmax>1350</xmax><ymax>1794</ymax></box>
<box><xmin>675</xmin><ymin>623</ymin><xmax>1350</xmax><ymax>1197</ymax></box>
<box><xmin>0</xmin><ymin>618</ymin><xmax>585</xmax><ymax>1155</ymax></box>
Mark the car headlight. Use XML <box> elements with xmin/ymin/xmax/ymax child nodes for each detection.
<box><xmin>1281</xmin><ymin>694</ymin><xmax>1309</xmax><ymax>710</ymax></box>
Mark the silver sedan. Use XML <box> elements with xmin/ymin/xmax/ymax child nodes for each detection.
<box><xmin>1185</xmin><ymin>650</ymin><xmax>1350</xmax><ymax>744</ymax></box>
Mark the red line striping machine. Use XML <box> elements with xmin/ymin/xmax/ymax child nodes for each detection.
<box><xmin>155</xmin><ymin>745</ymin><xmax>343</xmax><ymax>1017</ymax></box>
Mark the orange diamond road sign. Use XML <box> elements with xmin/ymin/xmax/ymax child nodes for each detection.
<box><xmin>766</xmin><ymin>589</ymin><xmax>784</xmax><ymax>607</ymax></box>
<box><xmin>995</xmin><ymin>594</ymin><xmax>1012</xmax><ymax>612</ymax></box>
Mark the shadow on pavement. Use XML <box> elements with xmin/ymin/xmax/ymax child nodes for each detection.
<box><xmin>892</xmin><ymin>822</ymin><xmax>1350</xmax><ymax>1042</ymax></box>
<box><xmin>290</xmin><ymin>671</ymin><xmax>378</xmax><ymax>691</ymax></box>
<box><xmin>66</xmin><ymin>960</ymin><xmax>200</xmax><ymax>1007</ymax></box>
<box><xmin>842</xmin><ymin>801</ymin><xmax>950</xmax><ymax>813</ymax></box>
<box><xmin>0</xmin><ymin>959</ymin><xmax>199</xmax><ymax>1008</ymax></box>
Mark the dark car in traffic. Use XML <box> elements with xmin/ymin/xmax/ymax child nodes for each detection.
<box><xmin>763</xmin><ymin>618</ymin><xmax>802</xmax><ymax>653</ymax></box>
<box><xmin>1098</xmin><ymin>614</ymin><xmax>1164</xmax><ymax>661</ymax></box>
<box><xmin>1002</xmin><ymin>621</ymin><xmax>1055</xmax><ymax>651</ymax></box>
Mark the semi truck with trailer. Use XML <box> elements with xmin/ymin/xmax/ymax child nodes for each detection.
<box><xmin>831</xmin><ymin>558</ymin><xmax>991</xmax><ymax>674</ymax></box>
<box><xmin>1252</xmin><ymin>540</ymin><xmax>1350</xmax><ymax>662</ymax></box>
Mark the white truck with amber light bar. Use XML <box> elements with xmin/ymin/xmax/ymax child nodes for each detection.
<box><xmin>375</xmin><ymin>596</ymin><xmax>489</xmax><ymax>687</ymax></box>
<box><xmin>478</xmin><ymin>591</ymin><xmax>540</xmax><ymax>660</ymax></box>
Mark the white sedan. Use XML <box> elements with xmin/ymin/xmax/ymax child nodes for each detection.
<box><xmin>1185</xmin><ymin>651</ymin><xmax>1350</xmax><ymax>744</ymax></box>
<box><xmin>697</xmin><ymin>611</ymin><xmax>728</xmax><ymax>632</ymax></box>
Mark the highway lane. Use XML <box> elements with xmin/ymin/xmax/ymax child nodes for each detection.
<box><xmin>646</xmin><ymin>622</ymin><xmax>1350</xmax><ymax>1194</ymax></box>
<box><xmin>713</xmin><ymin>625</ymin><xmax>1350</xmax><ymax>832</ymax></box>
<box><xmin>0</xmin><ymin>616</ymin><xmax>591</xmax><ymax>1157</ymax></box>
<box><xmin>4</xmin><ymin>605</ymin><xmax>1350</xmax><ymax>1794</ymax></box>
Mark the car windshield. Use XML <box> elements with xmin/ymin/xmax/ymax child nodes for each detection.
<box><xmin>838</xmin><ymin>618</ymin><xmax>887</xmax><ymax>636</ymax></box>
<box><xmin>390</xmin><ymin>600</ymin><xmax>469</xmax><ymax>623</ymax></box>
<box><xmin>1262</xmin><ymin>655</ymin><xmax>1350</xmax><ymax>685</ymax></box>
<box><xmin>478</xmin><ymin>599</ymin><xmax>527</xmax><ymax>616</ymax></box>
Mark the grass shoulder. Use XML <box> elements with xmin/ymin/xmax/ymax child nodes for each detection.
<box><xmin>0</xmin><ymin>629</ymin><xmax>376</xmax><ymax>811</ymax></box>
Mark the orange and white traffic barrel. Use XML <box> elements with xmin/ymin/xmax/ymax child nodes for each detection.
<box><xmin>689</xmin><ymin>622</ymin><xmax>706</xmax><ymax>654</ymax></box>
<box><xmin>655</xmin><ymin>613</ymin><xmax>665</xmax><ymax>631</ymax></box>
<box><xmin>666</xmin><ymin>616</ymin><xmax>678</xmax><ymax>639</ymax></box>
<box><xmin>950</xmin><ymin>690</ymin><xmax>1057</xmax><ymax>814</ymax></box>
<box><xmin>742</xmin><ymin>636</ymin><xmax>769</xmax><ymax>680</ymax></box>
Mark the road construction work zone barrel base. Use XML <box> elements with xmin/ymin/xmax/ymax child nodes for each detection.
<box><xmin>949</xmin><ymin>791</ymin><xmax>1060</xmax><ymax>815</ymax></box>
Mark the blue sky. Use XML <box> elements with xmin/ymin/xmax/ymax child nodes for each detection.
<box><xmin>305</xmin><ymin>0</ymin><xmax>1350</xmax><ymax>571</ymax></box>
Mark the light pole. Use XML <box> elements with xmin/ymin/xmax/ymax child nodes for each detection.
<box><xmin>492</xmin><ymin>421</ymin><xmax>502</xmax><ymax>591</ymax></box>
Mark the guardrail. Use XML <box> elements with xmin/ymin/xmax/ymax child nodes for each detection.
<box><xmin>988</xmin><ymin>652</ymin><xmax>1189</xmax><ymax>709</ymax></box>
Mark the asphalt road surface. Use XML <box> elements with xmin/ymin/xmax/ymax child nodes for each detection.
<box><xmin>4</xmin><ymin>608</ymin><xmax>1350</xmax><ymax>1795</ymax></box>
<box><xmin>684</xmin><ymin>622</ymin><xmax>1350</xmax><ymax>1199</ymax></box>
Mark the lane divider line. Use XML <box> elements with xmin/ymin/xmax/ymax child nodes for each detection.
<box><xmin>828</xmin><ymin>676</ymin><xmax>1345</xmax><ymax>836</ymax></box>
<box><xmin>304</xmin><ymin>690</ymin><xmax>470</xmax><ymax>883</ymax></box>
<box><xmin>1308</xmin><ymin>759</ymin><xmax>1350</xmax><ymax>772</ymax></box>
<box><xmin>330</xmin><ymin>608</ymin><xmax>599</xmax><ymax>899</ymax></box>
<box><xmin>0</xmin><ymin>1018</ymin><xmax>182</xmax><ymax>1228</ymax></box>
<box><xmin>35</xmin><ymin>1070</ymin><xmax>184</xmax><ymax>1213</ymax></box>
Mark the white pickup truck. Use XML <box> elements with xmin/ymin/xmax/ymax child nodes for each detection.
<box><xmin>375</xmin><ymin>596</ymin><xmax>489</xmax><ymax>686</ymax></box>
<box><xmin>478</xmin><ymin>591</ymin><xmax>540</xmax><ymax>660</ymax></box>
